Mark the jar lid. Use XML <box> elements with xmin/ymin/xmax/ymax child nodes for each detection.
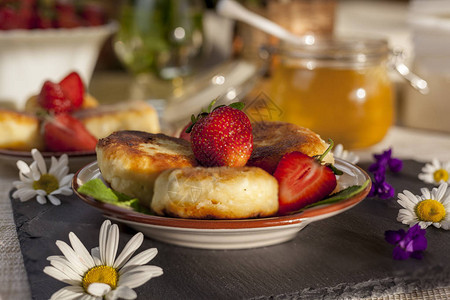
<box><xmin>278</xmin><ymin>36</ymin><xmax>390</xmax><ymax>67</ymax></box>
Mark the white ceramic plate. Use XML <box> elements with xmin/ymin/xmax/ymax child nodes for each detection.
<box><xmin>73</xmin><ymin>159</ymin><xmax>371</xmax><ymax>250</ymax></box>
<box><xmin>0</xmin><ymin>149</ymin><xmax>96</xmax><ymax>173</ymax></box>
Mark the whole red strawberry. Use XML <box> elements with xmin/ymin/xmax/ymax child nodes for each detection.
<box><xmin>37</xmin><ymin>72</ymin><xmax>85</xmax><ymax>114</ymax></box>
<box><xmin>188</xmin><ymin>102</ymin><xmax>253</xmax><ymax>167</ymax></box>
<box><xmin>59</xmin><ymin>71</ymin><xmax>84</xmax><ymax>110</ymax></box>
<box><xmin>274</xmin><ymin>142</ymin><xmax>341</xmax><ymax>215</ymax></box>
<box><xmin>38</xmin><ymin>81</ymin><xmax>74</xmax><ymax>114</ymax></box>
<box><xmin>44</xmin><ymin>113</ymin><xmax>97</xmax><ymax>152</ymax></box>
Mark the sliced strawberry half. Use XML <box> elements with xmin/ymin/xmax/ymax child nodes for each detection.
<box><xmin>274</xmin><ymin>151</ymin><xmax>338</xmax><ymax>215</ymax></box>
<box><xmin>43</xmin><ymin>114</ymin><xmax>97</xmax><ymax>152</ymax></box>
<box><xmin>59</xmin><ymin>71</ymin><xmax>84</xmax><ymax>110</ymax></box>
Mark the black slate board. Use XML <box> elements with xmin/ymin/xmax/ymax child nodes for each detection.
<box><xmin>11</xmin><ymin>160</ymin><xmax>450</xmax><ymax>300</ymax></box>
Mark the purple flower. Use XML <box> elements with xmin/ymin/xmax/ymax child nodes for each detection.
<box><xmin>385</xmin><ymin>224</ymin><xmax>427</xmax><ymax>260</ymax></box>
<box><xmin>369</xmin><ymin>171</ymin><xmax>394</xmax><ymax>199</ymax></box>
<box><xmin>368</xmin><ymin>148</ymin><xmax>402</xmax><ymax>199</ymax></box>
<box><xmin>369</xmin><ymin>177</ymin><xmax>395</xmax><ymax>199</ymax></box>
<box><xmin>388</xmin><ymin>158</ymin><xmax>403</xmax><ymax>173</ymax></box>
<box><xmin>373</xmin><ymin>148</ymin><xmax>403</xmax><ymax>173</ymax></box>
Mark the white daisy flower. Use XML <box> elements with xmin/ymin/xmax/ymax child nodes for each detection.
<box><xmin>418</xmin><ymin>158</ymin><xmax>450</xmax><ymax>185</ymax></box>
<box><xmin>397</xmin><ymin>182</ymin><xmax>450</xmax><ymax>230</ymax></box>
<box><xmin>333</xmin><ymin>144</ymin><xmax>359</xmax><ymax>164</ymax></box>
<box><xmin>12</xmin><ymin>149</ymin><xmax>73</xmax><ymax>205</ymax></box>
<box><xmin>44</xmin><ymin>220</ymin><xmax>163</xmax><ymax>300</ymax></box>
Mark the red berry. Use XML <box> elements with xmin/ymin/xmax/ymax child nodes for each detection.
<box><xmin>81</xmin><ymin>3</ymin><xmax>106</xmax><ymax>26</ymax></box>
<box><xmin>59</xmin><ymin>71</ymin><xmax>84</xmax><ymax>110</ymax></box>
<box><xmin>190</xmin><ymin>105</ymin><xmax>253</xmax><ymax>167</ymax></box>
<box><xmin>179</xmin><ymin>122</ymin><xmax>192</xmax><ymax>142</ymax></box>
<box><xmin>0</xmin><ymin>7</ymin><xmax>19</xmax><ymax>30</ymax></box>
<box><xmin>273</xmin><ymin>151</ymin><xmax>337</xmax><ymax>215</ymax></box>
<box><xmin>54</xmin><ymin>1</ymin><xmax>81</xmax><ymax>28</ymax></box>
<box><xmin>38</xmin><ymin>81</ymin><xmax>73</xmax><ymax>114</ymax></box>
<box><xmin>44</xmin><ymin>114</ymin><xmax>97</xmax><ymax>152</ymax></box>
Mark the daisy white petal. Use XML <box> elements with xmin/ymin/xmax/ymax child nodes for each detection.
<box><xmin>43</xmin><ymin>266</ymin><xmax>80</xmax><ymax>285</ymax></box>
<box><xmin>32</xmin><ymin>148</ymin><xmax>47</xmax><ymax>174</ymax></box>
<box><xmin>91</xmin><ymin>247</ymin><xmax>102</xmax><ymax>265</ymax></box>
<box><xmin>47</xmin><ymin>195</ymin><xmax>61</xmax><ymax>206</ymax></box>
<box><xmin>69</xmin><ymin>232</ymin><xmax>96</xmax><ymax>269</ymax></box>
<box><xmin>18</xmin><ymin>171</ymin><xmax>33</xmax><ymax>183</ymax></box>
<box><xmin>60</xmin><ymin>174</ymin><xmax>74</xmax><ymax>187</ymax></box>
<box><xmin>434</xmin><ymin>183</ymin><xmax>447</xmax><ymax>200</ymax></box>
<box><xmin>105</xmin><ymin>224</ymin><xmax>119</xmax><ymax>266</ymax></box>
<box><xmin>12</xmin><ymin>180</ymin><xmax>29</xmax><ymax>189</ymax></box>
<box><xmin>120</xmin><ymin>248</ymin><xmax>158</xmax><ymax>273</ymax></box>
<box><xmin>16</xmin><ymin>160</ymin><xmax>31</xmax><ymax>176</ymax></box>
<box><xmin>36</xmin><ymin>195</ymin><xmax>47</xmax><ymax>204</ymax></box>
<box><xmin>113</xmin><ymin>233</ymin><xmax>144</xmax><ymax>269</ymax></box>
<box><xmin>13</xmin><ymin>188</ymin><xmax>37</xmax><ymax>202</ymax></box>
<box><xmin>99</xmin><ymin>220</ymin><xmax>112</xmax><ymax>265</ymax></box>
<box><xmin>118</xmin><ymin>265</ymin><xmax>163</xmax><ymax>288</ymax></box>
<box><xmin>88</xmin><ymin>283</ymin><xmax>111</xmax><ymax>297</ymax></box>
<box><xmin>333</xmin><ymin>144</ymin><xmax>359</xmax><ymax>164</ymax></box>
<box><xmin>56</xmin><ymin>240</ymin><xmax>89</xmax><ymax>276</ymax></box>
<box><xmin>51</xmin><ymin>188</ymin><xmax>73</xmax><ymax>197</ymax></box>
<box><xmin>105</xmin><ymin>285</ymin><xmax>137</xmax><ymax>300</ymax></box>
<box><xmin>54</xmin><ymin>166</ymin><xmax>70</xmax><ymax>182</ymax></box>
<box><xmin>49</xmin><ymin>259</ymin><xmax>83</xmax><ymax>282</ymax></box>
<box><xmin>50</xmin><ymin>286</ymin><xmax>87</xmax><ymax>300</ymax></box>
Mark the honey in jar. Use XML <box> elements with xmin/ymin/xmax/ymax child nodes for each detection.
<box><xmin>269</xmin><ymin>37</ymin><xmax>394</xmax><ymax>149</ymax></box>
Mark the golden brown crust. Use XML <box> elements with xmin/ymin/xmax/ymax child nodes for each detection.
<box><xmin>0</xmin><ymin>109</ymin><xmax>44</xmax><ymax>150</ymax></box>
<box><xmin>97</xmin><ymin>130</ymin><xmax>197</xmax><ymax>207</ymax></box>
<box><xmin>248</xmin><ymin>121</ymin><xmax>333</xmax><ymax>173</ymax></box>
<box><xmin>151</xmin><ymin>166</ymin><xmax>279</xmax><ymax>219</ymax></box>
<box><xmin>74</xmin><ymin>101</ymin><xmax>160</xmax><ymax>139</ymax></box>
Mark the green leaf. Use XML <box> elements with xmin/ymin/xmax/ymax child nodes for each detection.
<box><xmin>292</xmin><ymin>180</ymin><xmax>370</xmax><ymax>213</ymax></box>
<box><xmin>229</xmin><ymin>102</ymin><xmax>245</xmax><ymax>110</ymax></box>
<box><xmin>77</xmin><ymin>178</ymin><xmax>121</xmax><ymax>202</ymax></box>
<box><xmin>77</xmin><ymin>179</ymin><xmax>151</xmax><ymax>213</ymax></box>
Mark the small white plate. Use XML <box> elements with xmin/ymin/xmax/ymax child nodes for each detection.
<box><xmin>73</xmin><ymin>159</ymin><xmax>371</xmax><ymax>250</ymax></box>
<box><xmin>0</xmin><ymin>149</ymin><xmax>96</xmax><ymax>173</ymax></box>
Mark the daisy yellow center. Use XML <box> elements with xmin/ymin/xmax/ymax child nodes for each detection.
<box><xmin>32</xmin><ymin>174</ymin><xmax>59</xmax><ymax>194</ymax></box>
<box><xmin>433</xmin><ymin>169</ymin><xmax>449</xmax><ymax>183</ymax></box>
<box><xmin>415</xmin><ymin>199</ymin><xmax>446</xmax><ymax>223</ymax></box>
<box><xmin>82</xmin><ymin>265</ymin><xmax>118</xmax><ymax>291</ymax></box>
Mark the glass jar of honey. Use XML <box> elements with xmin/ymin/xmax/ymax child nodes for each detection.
<box><xmin>269</xmin><ymin>37</ymin><xmax>394</xmax><ymax>149</ymax></box>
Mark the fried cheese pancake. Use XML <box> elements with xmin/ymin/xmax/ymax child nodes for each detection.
<box><xmin>73</xmin><ymin>100</ymin><xmax>160</xmax><ymax>139</ymax></box>
<box><xmin>151</xmin><ymin>166</ymin><xmax>279</xmax><ymax>219</ymax></box>
<box><xmin>0</xmin><ymin>109</ymin><xmax>44</xmax><ymax>150</ymax></box>
<box><xmin>96</xmin><ymin>131</ymin><xmax>197</xmax><ymax>207</ymax></box>
<box><xmin>248</xmin><ymin>121</ymin><xmax>334</xmax><ymax>174</ymax></box>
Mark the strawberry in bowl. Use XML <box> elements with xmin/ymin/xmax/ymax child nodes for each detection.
<box><xmin>0</xmin><ymin>0</ymin><xmax>116</xmax><ymax>110</ymax></box>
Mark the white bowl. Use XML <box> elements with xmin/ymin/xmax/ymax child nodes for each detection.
<box><xmin>0</xmin><ymin>22</ymin><xmax>117</xmax><ymax>110</ymax></box>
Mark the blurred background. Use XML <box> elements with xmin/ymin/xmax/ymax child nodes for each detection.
<box><xmin>1</xmin><ymin>0</ymin><xmax>449</xmax><ymax>149</ymax></box>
